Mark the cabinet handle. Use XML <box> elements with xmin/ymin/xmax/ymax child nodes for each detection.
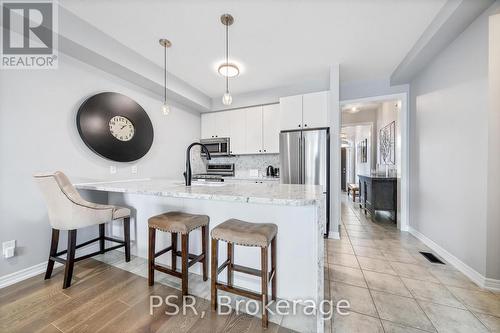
<box><xmin>304</xmin><ymin>124</ymin><xmax>308</xmax><ymax>127</ymax></box>
<box><xmin>259</xmin><ymin>150</ymin><xmax>261</xmax><ymax>152</ymax></box>
<box><xmin>298</xmin><ymin>124</ymin><xmax>301</xmax><ymax>127</ymax></box>
<box><xmin>264</xmin><ymin>149</ymin><xmax>266</xmax><ymax>152</ymax></box>
<box><xmin>215</xmin><ymin>135</ymin><xmax>218</xmax><ymax>137</ymax></box>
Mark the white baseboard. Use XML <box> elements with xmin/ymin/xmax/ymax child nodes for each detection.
<box><xmin>408</xmin><ymin>226</ymin><xmax>500</xmax><ymax>292</ymax></box>
<box><xmin>328</xmin><ymin>231</ymin><xmax>340</xmax><ymax>239</ymax></box>
<box><xmin>484</xmin><ymin>278</ymin><xmax>500</xmax><ymax>291</ymax></box>
<box><xmin>0</xmin><ymin>243</ymin><xmax>99</xmax><ymax>290</ymax></box>
<box><xmin>0</xmin><ymin>261</ymin><xmax>62</xmax><ymax>289</ymax></box>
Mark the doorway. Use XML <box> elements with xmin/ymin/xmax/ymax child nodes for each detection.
<box><xmin>337</xmin><ymin>93</ymin><xmax>409</xmax><ymax>233</ymax></box>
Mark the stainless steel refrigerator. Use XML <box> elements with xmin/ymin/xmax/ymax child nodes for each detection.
<box><xmin>280</xmin><ymin>128</ymin><xmax>330</xmax><ymax>237</ymax></box>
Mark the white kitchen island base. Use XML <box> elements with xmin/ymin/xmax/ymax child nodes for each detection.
<box><xmin>77</xmin><ymin>179</ymin><xmax>326</xmax><ymax>332</ymax></box>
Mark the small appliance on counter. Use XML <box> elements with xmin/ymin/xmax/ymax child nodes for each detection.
<box><xmin>266</xmin><ymin>165</ymin><xmax>276</xmax><ymax>177</ymax></box>
<box><xmin>193</xmin><ymin>163</ymin><xmax>234</xmax><ymax>182</ymax></box>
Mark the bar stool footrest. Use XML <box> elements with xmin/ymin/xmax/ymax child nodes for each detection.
<box><xmin>154</xmin><ymin>263</ymin><xmax>182</xmax><ymax>278</ymax></box>
<box><xmin>215</xmin><ymin>282</ymin><xmax>262</xmax><ymax>301</ymax></box>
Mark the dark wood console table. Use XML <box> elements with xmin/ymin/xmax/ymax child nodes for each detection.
<box><xmin>358</xmin><ymin>175</ymin><xmax>397</xmax><ymax>222</ymax></box>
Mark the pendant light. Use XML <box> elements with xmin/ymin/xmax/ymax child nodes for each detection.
<box><xmin>159</xmin><ymin>38</ymin><xmax>172</xmax><ymax>115</ymax></box>
<box><xmin>220</xmin><ymin>14</ymin><xmax>236</xmax><ymax>106</ymax></box>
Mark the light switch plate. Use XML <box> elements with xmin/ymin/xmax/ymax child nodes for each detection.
<box><xmin>2</xmin><ymin>240</ymin><xmax>15</xmax><ymax>258</ymax></box>
<box><xmin>131</xmin><ymin>165</ymin><xmax>138</xmax><ymax>174</ymax></box>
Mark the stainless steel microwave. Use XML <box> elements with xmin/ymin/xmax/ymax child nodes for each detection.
<box><xmin>200</xmin><ymin>137</ymin><xmax>231</xmax><ymax>157</ymax></box>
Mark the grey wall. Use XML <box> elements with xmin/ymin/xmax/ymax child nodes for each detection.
<box><xmin>0</xmin><ymin>54</ymin><xmax>201</xmax><ymax>276</ymax></box>
<box><xmin>410</xmin><ymin>2</ymin><xmax>500</xmax><ymax>279</ymax></box>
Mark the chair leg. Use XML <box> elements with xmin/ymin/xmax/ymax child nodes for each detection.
<box><xmin>227</xmin><ymin>242</ymin><xmax>233</xmax><ymax>286</ymax></box>
<box><xmin>148</xmin><ymin>227</ymin><xmax>156</xmax><ymax>286</ymax></box>
<box><xmin>181</xmin><ymin>234</ymin><xmax>189</xmax><ymax>296</ymax></box>
<box><xmin>261</xmin><ymin>246</ymin><xmax>269</xmax><ymax>328</ymax></box>
<box><xmin>63</xmin><ymin>230</ymin><xmax>77</xmax><ymax>289</ymax></box>
<box><xmin>99</xmin><ymin>224</ymin><xmax>105</xmax><ymax>254</ymax></box>
<box><xmin>45</xmin><ymin>228</ymin><xmax>59</xmax><ymax>280</ymax></box>
<box><xmin>271</xmin><ymin>237</ymin><xmax>277</xmax><ymax>301</ymax></box>
<box><xmin>123</xmin><ymin>217</ymin><xmax>131</xmax><ymax>262</ymax></box>
<box><xmin>171</xmin><ymin>232</ymin><xmax>177</xmax><ymax>271</ymax></box>
<box><xmin>211</xmin><ymin>238</ymin><xmax>218</xmax><ymax>311</ymax></box>
<box><xmin>201</xmin><ymin>225</ymin><xmax>208</xmax><ymax>281</ymax></box>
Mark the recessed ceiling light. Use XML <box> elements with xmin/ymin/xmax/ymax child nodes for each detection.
<box><xmin>218</xmin><ymin>63</ymin><xmax>240</xmax><ymax>77</ymax></box>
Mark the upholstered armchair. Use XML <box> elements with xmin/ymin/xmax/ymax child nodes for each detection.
<box><xmin>34</xmin><ymin>171</ymin><xmax>131</xmax><ymax>288</ymax></box>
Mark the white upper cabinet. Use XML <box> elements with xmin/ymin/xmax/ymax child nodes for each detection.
<box><xmin>201</xmin><ymin>113</ymin><xmax>216</xmax><ymax>139</ymax></box>
<box><xmin>302</xmin><ymin>91</ymin><xmax>329</xmax><ymax>129</ymax></box>
<box><xmin>279</xmin><ymin>94</ymin><xmax>303</xmax><ymax>131</ymax></box>
<box><xmin>262</xmin><ymin>104</ymin><xmax>280</xmax><ymax>153</ymax></box>
<box><xmin>200</xmin><ymin>101</ymin><xmax>285</xmax><ymax>155</ymax></box>
<box><xmin>279</xmin><ymin>91</ymin><xmax>329</xmax><ymax>131</ymax></box>
<box><xmin>245</xmin><ymin>106</ymin><xmax>264</xmax><ymax>154</ymax></box>
<box><xmin>215</xmin><ymin>111</ymin><xmax>231</xmax><ymax>138</ymax></box>
<box><xmin>229</xmin><ymin>108</ymin><xmax>246</xmax><ymax>155</ymax></box>
<box><xmin>201</xmin><ymin>112</ymin><xmax>231</xmax><ymax>139</ymax></box>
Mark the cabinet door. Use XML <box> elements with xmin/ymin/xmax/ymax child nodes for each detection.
<box><xmin>229</xmin><ymin>108</ymin><xmax>246</xmax><ymax>154</ymax></box>
<box><xmin>201</xmin><ymin>113</ymin><xmax>216</xmax><ymax>138</ymax></box>
<box><xmin>214</xmin><ymin>111</ymin><xmax>231</xmax><ymax>138</ymax></box>
<box><xmin>302</xmin><ymin>91</ymin><xmax>328</xmax><ymax>129</ymax></box>
<box><xmin>245</xmin><ymin>106</ymin><xmax>263</xmax><ymax>154</ymax></box>
<box><xmin>279</xmin><ymin>95</ymin><xmax>303</xmax><ymax>131</ymax></box>
<box><xmin>262</xmin><ymin>104</ymin><xmax>280</xmax><ymax>153</ymax></box>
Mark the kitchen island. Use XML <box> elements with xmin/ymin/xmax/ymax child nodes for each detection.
<box><xmin>76</xmin><ymin>178</ymin><xmax>326</xmax><ymax>332</ymax></box>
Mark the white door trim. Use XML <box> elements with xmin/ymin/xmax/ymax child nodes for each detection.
<box><xmin>339</xmin><ymin>92</ymin><xmax>410</xmax><ymax>232</ymax></box>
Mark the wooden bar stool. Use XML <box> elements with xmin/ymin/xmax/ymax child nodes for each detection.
<box><xmin>148</xmin><ymin>212</ymin><xmax>209</xmax><ymax>296</ymax></box>
<box><xmin>211</xmin><ymin>219</ymin><xmax>277</xmax><ymax>328</ymax></box>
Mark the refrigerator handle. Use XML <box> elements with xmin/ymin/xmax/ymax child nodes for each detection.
<box><xmin>301</xmin><ymin>134</ymin><xmax>305</xmax><ymax>184</ymax></box>
<box><xmin>298</xmin><ymin>135</ymin><xmax>302</xmax><ymax>183</ymax></box>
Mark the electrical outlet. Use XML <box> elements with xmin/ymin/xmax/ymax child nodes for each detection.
<box><xmin>109</xmin><ymin>166</ymin><xmax>117</xmax><ymax>174</ymax></box>
<box><xmin>131</xmin><ymin>165</ymin><xmax>138</xmax><ymax>174</ymax></box>
<box><xmin>3</xmin><ymin>240</ymin><xmax>15</xmax><ymax>258</ymax></box>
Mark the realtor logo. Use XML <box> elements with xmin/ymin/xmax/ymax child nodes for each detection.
<box><xmin>1</xmin><ymin>1</ymin><xmax>58</xmax><ymax>69</ymax></box>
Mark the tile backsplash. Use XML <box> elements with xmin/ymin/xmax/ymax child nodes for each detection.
<box><xmin>191</xmin><ymin>149</ymin><xmax>280</xmax><ymax>176</ymax></box>
<box><xmin>211</xmin><ymin>154</ymin><xmax>280</xmax><ymax>176</ymax></box>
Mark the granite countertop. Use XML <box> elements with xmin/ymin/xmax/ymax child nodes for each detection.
<box><xmin>75</xmin><ymin>178</ymin><xmax>324</xmax><ymax>206</ymax></box>
<box><xmin>224</xmin><ymin>175</ymin><xmax>280</xmax><ymax>181</ymax></box>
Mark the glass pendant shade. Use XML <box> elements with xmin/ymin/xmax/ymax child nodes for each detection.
<box><xmin>222</xmin><ymin>92</ymin><xmax>232</xmax><ymax>105</ymax></box>
<box><xmin>162</xmin><ymin>102</ymin><xmax>170</xmax><ymax>115</ymax></box>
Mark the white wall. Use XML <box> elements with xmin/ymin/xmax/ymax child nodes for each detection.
<box><xmin>342</xmin><ymin>125</ymin><xmax>372</xmax><ymax>184</ymax></box>
<box><xmin>342</xmin><ymin>109</ymin><xmax>378</xmax><ymax>170</ymax></box>
<box><xmin>410</xmin><ymin>3</ymin><xmax>500</xmax><ymax>278</ymax></box>
<box><xmin>0</xmin><ymin>54</ymin><xmax>201</xmax><ymax>276</ymax></box>
<box><xmin>376</xmin><ymin>101</ymin><xmax>401</xmax><ymax>175</ymax></box>
<box><xmin>486</xmin><ymin>11</ymin><xmax>500</xmax><ymax>280</ymax></box>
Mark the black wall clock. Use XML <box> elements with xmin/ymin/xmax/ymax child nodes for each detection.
<box><xmin>76</xmin><ymin>92</ymin><xmax>154</xmax><ymax>162</ymax></box>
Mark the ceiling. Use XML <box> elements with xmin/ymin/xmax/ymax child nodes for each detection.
<box><xmin>61</xmin><ymin>0</ymin><xmax>446</xmax><ymax>98</ymax></box>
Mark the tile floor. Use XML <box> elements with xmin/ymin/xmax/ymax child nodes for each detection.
<box><xmin>325</xmin><ymin>194</ymin><xmax>500</xmax><ymax>333</ymax></box>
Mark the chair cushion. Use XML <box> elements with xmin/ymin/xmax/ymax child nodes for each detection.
<box><xmin>113</xmin><ymin>207</ymin><xmax>131</xmax><ymax>219</ymax></box>
<box><xmin>148</xmin><ymin>212</ymin><xmax>209</xmax><ymax>234</ymax></box>
<box><xmin>211</xmin><ymin>219</ymin><xmax>277</xmax><ymax>247</ymax></box>
<box><xmin>348</xmin><ymin>183</ymin><xmax>359</xmax><ymax>190</ymax></box>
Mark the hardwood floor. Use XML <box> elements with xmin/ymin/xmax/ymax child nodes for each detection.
<box><xmin>0</xmin><ymin>259</ymin><xmax>295</xmax><ymax>333</ymax></box>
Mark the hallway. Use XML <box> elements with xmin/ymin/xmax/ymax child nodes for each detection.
<box><xmin>325</xmin><ymin>195</ymin><xmax>500</xmax><ymax>332</ymax></box>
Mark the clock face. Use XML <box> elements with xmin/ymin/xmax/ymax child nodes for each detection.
<box><xmin>76</xmin><ymin>92</ymin><xmax>154</xmax><ymax>162</ymax></box>
<box><xmin>109</xmin><ymin>116</ymin><xmax>135</xmax><ymax>141</ymax></box>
